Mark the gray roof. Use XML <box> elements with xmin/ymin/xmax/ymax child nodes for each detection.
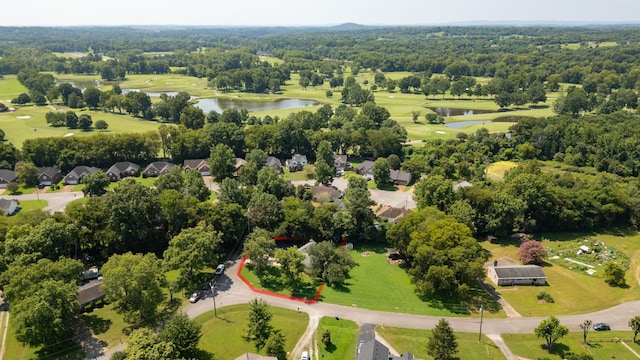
<box><xmin>107</xmin><ymin>162</ymin><xmax>140</xmax><ymax>175</ymax></box>
<box><xmin>356</xmin><ymin>160</ymin><xmax>375</xmax><ymax>174</ymax></box>
<box><xmin>453</xmin><ymin>180</ymin><xmax>473</xmax><ymax>191</ymax></box>
<box><xmin>265</xmin><ymin>156</ymin><xmax>282</xmax><ymax>169</ymax></box>
<box><xmin>289</xmin><ymin>154</ymin><xmax>307</xmax><ymax>163</ymax></box>
<box><xmin>144</xmin><ymin>161</ymin><xmax>174</xmax><ymax>173</ymax></box>
<box><xmin>65</xmin><ymin>166</ymin><xmax>99</xmax><ymax>180</ymax></box>
<box><xmin>492</xmin><ymin>265</ymin><xmax>546</xmax><ymax>279</ymax></box>
<box><xmin>183</xmin><ymin>159</ymin><xmax>209</xmax><ymax>170</ymax></box>
<box><xmin>0</xmin><ymin>169</ymin><xmax>16</xmax><ymax>183</ymax></box>
<box><xmin>0</xmin><ymin>198</ymin><xmax>17</xmax><ymax>213</ymax></box>
<box><xmin>38</xmin><ymin>167</ymin><xmax>60</xmax><ymax>178</ymax></box>
<box><xmin>390</xmin><ymin>169</ymin><xmax>412</xmax><ymax>184</ymax></box>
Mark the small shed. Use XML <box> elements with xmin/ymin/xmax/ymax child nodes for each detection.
<box><xmin>487</xmin><ymin>265</ymin><xmax>546</xmax><ymax>286</ymax></box>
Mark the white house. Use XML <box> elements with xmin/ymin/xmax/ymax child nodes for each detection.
<box><xmin>487</xmin><ymin>265</ymin><xmax>547</xmax><ymax>286</ymax></box>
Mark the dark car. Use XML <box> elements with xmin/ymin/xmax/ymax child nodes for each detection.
<box><xmin>593</xmin><ymin>323</ymin><xmax>610</xmax><ymax>331</ymax></box>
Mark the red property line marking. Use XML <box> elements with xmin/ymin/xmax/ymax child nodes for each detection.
<box><xmin>237</xmin><ymin>255</ymin><xmax>323</xmax><ymax>304</ymax></box>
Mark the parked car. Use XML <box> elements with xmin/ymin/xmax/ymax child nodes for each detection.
<box><xmin>189</xmin><ymin>291</ymin><xmax>203</xmax><ymax>303</ymax></box>
<box><xmin>593</xmin><ymin>322</ymin><xmax>610</xmax><ymax>331</ymax></box>
<box><xmin>215</xmin><ymin>264</ymin><xmax>225</xmax><ymax>275</ymax></box>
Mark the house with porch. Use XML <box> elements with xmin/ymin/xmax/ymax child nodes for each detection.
<box><xmin>143</xmin><ymin>161</ymin><xmax>175</xmax><ymax>177</ymax></box>
<box><xmin>64</xmin><ymin>166</ymin><xmax>100</xmax><ymax>185</ymax></box>
<box><xmin>285</xmin><ymin>154</ymin><xmax>308</xmax><ymax>172</ymax></box>
<box><xmin>38</xmin><ymin>167</ymin><xmax>61</xmax><ymax>186</ymax></box>
<box><xmin>106</xmin><ymin>162</ymin><xmax>140</xmax><ymax>182</ymax></box>
<box><xmin>183</xmin><ymin>159</ymin><xmax>210</xmax><ymax>176</ymax></box>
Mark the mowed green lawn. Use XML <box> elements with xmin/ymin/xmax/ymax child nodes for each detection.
<box><xmin>504</xmin><ymin>331</ymin><xmax>640</xmax><ymax>360</ymax></box>
<box><xmin>318</xmin><ymin>246</ymin><xmax>471</xmax><ymax>317</ymax></box>
<box><xmin>0</xmin><ymin>105</ymin><xmax>162</xmax><ymax>147</ymax></box>
<box><xmin>316</xmin><ymin>317</ymin><xmax>358</xmax><ymax>359</ymax></box>
<box><xmin>194</xmin><ymin>304</ymin><xmax>308</xmax><ymax>360</ymax></box>
<box><xmin>0</xmin><ymin>75</ymin><xmax>28</xmax><ymax>100</ymax></box>
<box><xmin>377</xmin><ymin>326</ymin><xmax>504</xmax><ymax>360</ymax></box>
<box><xmin>482</xmin><ymin>232</ymin><xmax>640</xmax><ymax>316</ymax></box>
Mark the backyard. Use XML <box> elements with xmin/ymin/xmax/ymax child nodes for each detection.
<box><xmin>377</xmin><ymin>326</ymin><xmax>504</xmax><ymax>360</ymax></box>
<box><xmin>482</xmin><ymin>232</ymin><xmax>640</xmax><ymax>316</ymax></box>
<box><xmin>315</xmin><ymin>316</ymin><xmax>358</xmax><ymax>360</ymax></box>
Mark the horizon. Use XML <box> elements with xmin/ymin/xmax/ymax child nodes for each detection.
<box><xmin>1</xmin><ymin>0</ymin><xmax>639</xmax><ymax>27</ymax></box>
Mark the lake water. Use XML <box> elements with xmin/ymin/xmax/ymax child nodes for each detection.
<box><xmin>194</xmin><ymin>98</ymin><xmax>320</xmax><ymax>113</ymax></box>
<box><xmin>427</xmin><ymin>107</ymin><xmax>494</xmax><ymax>117</ymax></box>
<box><xmin>445</xmin><ymin>120</ymin><xmax>492</xmax><ymax>129</ymax></box>
<box><xmin>121</xmin><ymin>89</ymin><xmax>179</xmax><ymax>97</ymax></box>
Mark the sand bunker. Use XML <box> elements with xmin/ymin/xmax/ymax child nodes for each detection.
<box><xmin>436</xmin><ymin>131</ymin><xmax>446</xmax><ymax>134</ymax></box>
<box><xmin>16</xmin><ymin>116</ymin><xmax>31</xmax><ymax>119</ymax></box>
<box><xmin>64</xmin><ymin>133</ymin><xmax>74</xmax><ymax>137</ymax></box>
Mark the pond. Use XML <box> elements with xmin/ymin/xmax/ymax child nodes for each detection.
<box><xmin>445</xmin><ymin>120</ymin><xmax>492</xmax><ymax>129</ymax></box>
<box><xmin>427</xmin><ymin>107</ymin><xmax>494</xmax><ymax>117</ymax></box>
<box><xmin>194</xmin><ymin>98</ymin><xmax>320</xmax><ymax>113</ymax></box>
<box><xmin>121</xmin><ymin>89</ymin><xmax>179</xmax><ymax>97</ymax></box>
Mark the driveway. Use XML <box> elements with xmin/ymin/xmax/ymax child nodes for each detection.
<box><xmin>3</xmin><ymin>191</ymin><xmax>84</xmax><ymax>213</ymax></box>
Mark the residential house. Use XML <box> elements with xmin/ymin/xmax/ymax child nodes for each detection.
<box><xmin>356</xmin><ymin>160</ymin><xmax>375</xmax><ymax>179</ymax></box>
<box><xmin>358</xmin><ymin>323</ymin><xmax>414</xmax><ymax>360</ymax></box>
<box><xmin>143</xmin><ymin>161</ymin><xmax>175</xmax><ymax>177</ymax></box>
<box><xmin>234</xmin><ymin>158</ymin><xmax>247</xmax><ymax>176</ymax></box>
<box><xmin>0</xmin><ymin>198</ymin><xmax>18</xmax><ymax>216</ymax></box>
<box><xmin>38</xmin><ymin>167</ymin><xmax>62</xmax><ymax>186</ymax></box>
<box><xmin>389</xmin><ymin>169</ymin><xmax>412</xmax><ymax>186</ymax></box>
<box><xmin>78</xmin><ymin>278</ymin><xmax>106</xmax><ymax>312</ymax></box>
<box><xmin>64</xmin><ymin>166</ymin><xmax>100</xmax><ymax>185</ymax></box>
<box><xmin>265</xmin><ymin>156</ymin><xmax>282</xmax><ymax>174</ymax></box>
<box><xmin>311</xmin><ymin>185</ymin><xmax>342</xmax><ymax>202</ymax></box>
<box><xmin>183</xmin><ymin>159</ymin><xmax>210</xmax><ymax>176</ymax></box>
<box><xmin>487</xmin><ymin>264</ymin><xmax>547</xmax><ymax>286</ymax></box>
<box><xmin>0</xmin><ymin>169</ymin><xmax>17</xmax><ymax>188</ymax></box>
<box><xmin>106</xmin><ymin>162</ymin><xmax>140</xmax><ymax>182</ymax></box>
<box><xmin>453</xmin><ymin>180</ymin><xmax>473</xmax><ymax>191</ymax></box>
<box><xmin>285</xmin><ymin>154</ymin><xmax>307</xmax><ymax>172</ymax></box>
<box><xmin>334</xmin><ymin>153</ymin><xmax>348</xmax><ymax>170</ymax></box>
<box><xmin>377</xmin><ymin>205</ymin><xmax>411</xmax><ymax>223</ymax></box>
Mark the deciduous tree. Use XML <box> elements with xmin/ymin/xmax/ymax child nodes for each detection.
<box><xmin>603</xmin><ymin>262</ymin><xmax>626</xmax><ymax>287</ymax></box>
<box><xmin>82</xmin><ymin>170</ymin><xmax>110</xmax><ymax>197</ymax></box>
<box><xmin>535</xmin><ymin>316</ymin><xmax>569</xmax><ymax>353</ymax></box>
<box><xmin>629</xmin><ymin>316</ymin><xmax>640</xmax><ymax>342</ymax></box>
<box><xmin>373</xmin><ymin>157</ymin><xmax>391</xmax><ymax>188</ymax></box>
<box><xmin>243</xmin><ymin>298</ymin><xmax>274</xmax><ymax>351</ymax></box>
<box><xmin>159</xmin><ymin>313</ymin><xmax>202</xmax><ymax>358</ymax></box>
<box><xmin>518</xmin><ymin>240</ymin><xmax>548</xmax><ymax>265</ymax></box>
<box><xmin>274</xmin><ymin>246</ymin><xmax>305</xmax><ymax>289</ymax></box>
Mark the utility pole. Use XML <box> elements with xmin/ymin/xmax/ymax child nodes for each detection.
<box><xmin>478</xmin><ymin>304</ymin><xmax>484</xmax><ymax>342</ymax></box>
<box><xmin>211</xmin><ymin>281</ymin><xmax>217</xmax><ymax>317</ymax></box>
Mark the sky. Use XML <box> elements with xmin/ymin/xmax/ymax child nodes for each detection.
<box><xmin>1</xmin><ymin>0</ymin><xmax>639</xmax><ymax>27</ymax></box>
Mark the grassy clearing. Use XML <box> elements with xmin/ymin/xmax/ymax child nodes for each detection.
<box><xmin>377</xmin><ymin>326</ymin><xmax>504</xmax><ymax>360</ymax></box>
<box><xmin>282</xmin><ymin>164</ymin><xmax>315</xmax><ymax>181</ymax></box>
<box><xmin>16</xmin><ymin>200</ymin><xmax>47</xmax><ymax>212</ymax></box>
<box><xmin>482</xmin><ymin>232</ymin><xmax>640</xmax><ymax>316</ymax></box>
<box><xmin>486</xmin><ymin>161</ymin><xmax>518</xmax><ymax>181</ymax></box>
<box><xmin>194</xmin><ymin>304</ymin><xmax>308</xmax><ymax>360</ymax></box>
<box><xmin>81</xmin><ymin>302</ymin><xmax>128</xmax><ymax>348</ymax></box>
<box><xmin>241</xmin><ymin>264</ymin><xmax>320</xmax><ymax>300</ymax></box>
<box><xmin>0</xmin><ymin>75</ymin><xmax>28</xmax><ymax>100</ymax></box>
<box><xmin>318</xmin><ymin>244</ymin><xmax>500</xmax><ymax>317</ymax></box>
<box><xmin>3</xmin><ymin>329</ymin><xmax>83</xmax><ymax>360</ymax></box>
<box><xmin>504</xmin><ymin>331</ymin><xmax>638</xmax><ymax>360</ymax></box>
<box><xmin>0</xmin><ymin>105</ymin><xmax>161</xmax><ymax>148</ymax></box>
<box><xmin>316</xmin><ymin>317</ymin><xmax>358</xmax><ymax>359</ymax></box>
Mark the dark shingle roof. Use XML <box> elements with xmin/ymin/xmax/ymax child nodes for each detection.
<box><xmin>493</xmin><ymin>265</ymin><xmax>546</xmax><ymax>279</ymax></box>
<box><xmin>356</xmin><ymin>160</ymin><xmax>375</xmax><ymax>174</ymax></box>
<box><xmin>0</xmin><ymin>169</ymin><xmax>17</xmax><ymax>182</ymax></box>
<box><xmin>65</xmin><ymin>166</ymin><xmax>99</xmax><ymax>180</ymax></box>
<box><xmin>389</xmin><ymin>169</ymin><xmax>412</xmax><ymax>183</ymax></box>
<box><xmin>38</xmin><ymin>167</ymin><xmax>60</xmax><ymax>178</ymax></box>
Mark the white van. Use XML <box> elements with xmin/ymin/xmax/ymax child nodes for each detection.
<box><xmin>300</xmin><ymin>351</ymin><xmax>309</xmax><ymax>360</ymax></box>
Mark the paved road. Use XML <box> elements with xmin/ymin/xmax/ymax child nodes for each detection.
<box><xmin>2</xmin><ymin>191</ymin><xmax>84</xmax><ymax>213</ymax></box>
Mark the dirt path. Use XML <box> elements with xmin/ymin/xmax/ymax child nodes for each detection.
<box><xmin>621</xmin><ymin>341</ymin><xmax>640</xmax><ymax>359</ymax></box>
<box><xmin>291</xmin><ymin>313</ymin><xmax>319</xmax><ymax>360</ymax></box>
<box><xmin>486</xmin><ymin>333</ymin><xmax>517</xmax><ymax>360</ymax></box>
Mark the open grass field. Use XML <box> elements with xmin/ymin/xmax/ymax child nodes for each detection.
<box><xmin>0</xmin><ymin>105</ymin><xmax>162</xmax><ymax>147</ymax></box>
<box><xmin>504</xmin><ymin>331</ymin><xmax>640</xmax><ymax>360</ymax></box>
<box><xmin>315</xmin><ymin>316</ymin><xmax>358</xmax><ymax>359</ymax></box>
<box><xmin>16</xmin><ymin>200</ymin><xmax>47</xmax><ymax>212</ymax></box>
<box><xmin>376</xmin><ymin>326</ymin><xmax>504</xmax><ymax>360</ymax></box>
<box><xmin>282</xmin><ymin>164</ymin><xmax>316</xmax><ymax>181</ymax></box>
<box><xmin>81</xmin><ymin>303</ymin><xmax>128</xmax><ymax>348</ymax></box>
<box><xmin>3</xmin><ymin>328</ymin><xmax>84</xmax><ymax>360</ymax></box>
<box><xmin>0</xmin><ymin>75</ymin><xmax>28</xmax><ymax>101</ymax></box>
<box><xmin>482</xmin><ymin>231</ymin><xmax>640</xmax><ymax>316</ymax></box>
<box><xmin>317</xmin><ymin>244</ymin><xmax>502</xmax><ymax>317</ymax></box>
<box><xmin>240</xmin><ymin>264</ymin><xmax>320</xmax><ymax>301</ymax></box>
<box><xmin>194</xmin><ymin>304</ymin><xmax>309</xmax><ymax>360</ymax></box>
<box><xmin>1</xmin><ymin>70</ymin><xmax>558</xmax><ymax>147</ymax></box>
<box><xmin>486</xmin><ymin>161</ymin><xmax>519</xmax><ymax>181</ymax></box>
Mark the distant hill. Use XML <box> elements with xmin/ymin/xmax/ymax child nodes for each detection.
<box><xmin>329</xmin><ymin>23</ymin><xmax>370</xmax><ymax>31</ymax></box>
